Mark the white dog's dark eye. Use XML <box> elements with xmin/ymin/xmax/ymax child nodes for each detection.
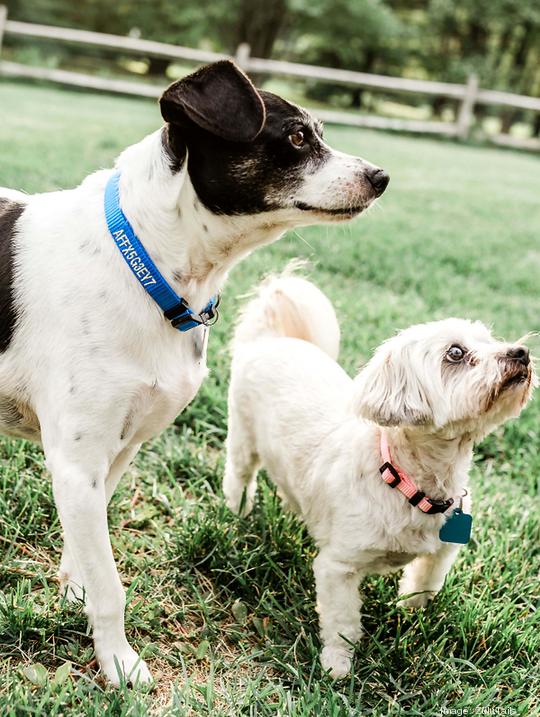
<box><xmin>289</xmin><ymin>131</ymin><xmax>305</xmax><ymax>148</ymax></box>
<box><xmin>446</xmin><ymin>345</ymin><xmax>465</xmax><ymax>362</ymax></box>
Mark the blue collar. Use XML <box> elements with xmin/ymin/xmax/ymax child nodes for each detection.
<box><xmin>104</xmin><ymin>171</ymin><xmax>219</xmax><ymax>332</ymax></box>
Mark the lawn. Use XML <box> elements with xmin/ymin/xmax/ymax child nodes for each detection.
<box><xmin>0</xmin><ymin>81</ymin><xmax>539</xmax><ymax>717</ymax></box>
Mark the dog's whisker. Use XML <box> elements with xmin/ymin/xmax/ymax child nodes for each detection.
<box><xmin>292</xmin><ymin>230</ymin><xmax>316</xmax><ymax>252</ymax></box>
<box><xmin>516</xmin><ymin>331</ymin><xmax>539</xmax><ymax>344</ymax></box>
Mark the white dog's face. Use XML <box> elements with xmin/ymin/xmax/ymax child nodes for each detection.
<box><xmin>353</xmin><ymin>318</ymin><xmax>535</xmax><ymax>437</ymax></box>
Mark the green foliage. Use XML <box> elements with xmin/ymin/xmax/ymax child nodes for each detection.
<box><xmin>286</xmin><ymin>0</ymin><xmax>406</xmax><ymax>105</ymax></box>
<box><xmin>422</xmin><ymin>0</ymin><xmax>540</xmax><ymax>89</ymax></box>
<box><xmin>5</xmin><ymin>0</ymin><xmax>540</xmax><ymax>125</ymax></box>
<box><xmin>0</xmin><ymin>82</ymin><xmax>539</xmax><ymax>715</ymax></box>
<box><xmin>291</xmin><ymin>0</ymin><xmax>405</xmax><ymax>71</ymax></box>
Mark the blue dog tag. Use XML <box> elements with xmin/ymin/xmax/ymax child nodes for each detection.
<box><xmin>439</xmin><ymin>509</ymin><xmax>472</xmax><ymax>544</ymax></box>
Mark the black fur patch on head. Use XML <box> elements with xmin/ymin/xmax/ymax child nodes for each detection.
<box><xmin>161</xmin><ymin>61</ymin><xmax>265</xmax><ymax>144</ymax></box>
<box><xmin>0</xmin><ymin>198</ymin><xmax>25</xmax><ymax>352</ymax></box>
<box><xmin>165</xmin><ymin>90</ymin><xmax>328</xmax><ymax>215</ymax></box>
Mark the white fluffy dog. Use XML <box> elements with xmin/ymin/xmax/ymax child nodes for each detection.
<box><xmin>224</xmin><ymin>272</ymin><xmax>535</xmax><ymax>678</ymax></box>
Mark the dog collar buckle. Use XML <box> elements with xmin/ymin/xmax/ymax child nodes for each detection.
<box><xmin>379</xmin><ymin>461</ymin><xmax>401</xmax><ymax>488</ymax></box>
<box><xmin>424</xmin><ymin>496</ymin><xmax>454</xmax><ymax>515</ymax></box>
<box><xmin>408</xmin><ymin>489</ymin><xmax>426</xmax><ymax>507</ymax></box>
<box><xmin>165</xmin><ymin>298</ymin><xmax>195</xmax><ymax>327</ymax></box>
<box><xmin>167</xmin><ymin>296</ymin><xmax>220</xmax><ymax>332</ymax></box>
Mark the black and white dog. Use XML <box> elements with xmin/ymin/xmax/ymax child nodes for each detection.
<box><xmin>0</xmin><ymin>61</ymin><xmax>388</xmax><ymax>684</ymax></box>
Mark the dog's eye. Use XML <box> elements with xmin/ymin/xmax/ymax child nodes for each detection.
<box><xmin>289</xmin><ymin>131</ymin><xmax>305</xmax><ymax>148</ymax></box>
<box><xmin>446</xmin><ymin>345</ymin><xmax>465</xmax><ymax>363</ymax></box>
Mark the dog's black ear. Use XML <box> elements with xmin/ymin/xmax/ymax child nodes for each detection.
<box><xmin>160</xmin><ymin>60</ymin><xmax>266</xmax><ymax>143</ymax></box>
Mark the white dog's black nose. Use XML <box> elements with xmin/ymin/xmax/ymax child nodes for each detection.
<box><xmin>366</xmin><ymin>168</ymin><xmax>390</xmax><ymax>197</ymax></box>
<box><xmin>506</xmin><ymin>346</ymin><xmax>530</xmax><ymax>366</ymax></box>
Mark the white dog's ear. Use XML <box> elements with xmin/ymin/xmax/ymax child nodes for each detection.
<box><xmin>160</xmin><ymin>60</ymin><xmax>266</xmax><ymax>143</ymax></box>
<box><xmin>352</xmin><ymin>344</ymin><xmax>433</xmax><ymax>427</ymax></box>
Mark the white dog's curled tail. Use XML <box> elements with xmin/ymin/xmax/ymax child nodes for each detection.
<box><xmin>233</xmin><ymin>262</ymin><xmax>340</xmax><ymax>360</ymax></box>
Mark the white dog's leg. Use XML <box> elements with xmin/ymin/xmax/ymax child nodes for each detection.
<box><xmin>58</xmin><ymin>443</ymin><xmax>142</xmax><ymax>605</ymax></box>
<box><xmin>313</xmin><ymin>549</ymin><xmax>363</xmax><ymax>679</ymax></box>
<box><xmin>48</xmin><ymin>447</ymin><xmax>151</xmax><ymax>686</ymax></box>
<box><xmin>223</xmin><ymin>412</ymin><xmax>259</xmax><ymax>516</ymax></box>
<box><xmin>398</xmin><ymin>542</ymin><xmax>461</xmax><ymax>608</ymax></box>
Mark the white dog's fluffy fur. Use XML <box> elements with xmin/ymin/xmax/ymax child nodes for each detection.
<box><xmin>224</xmin><ymin>271</ymin><xmax>535</xmax><ymax>678</ymax></box>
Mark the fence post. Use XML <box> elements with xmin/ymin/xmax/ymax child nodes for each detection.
<box><xmin>456</xmin><ymin>73</ymin><xmax>478</xmax><ymax>140</ymax></box>
<box><xmin>235</xmin><ymin>42</ymin><xmax>251</xmax><ymax>70</ymax></box>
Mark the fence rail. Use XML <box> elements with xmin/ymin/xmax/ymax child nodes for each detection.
<box><xmin>1</xmin><ymin>9</ymin><xmax>539</xmax><ymax>150</ymax></box>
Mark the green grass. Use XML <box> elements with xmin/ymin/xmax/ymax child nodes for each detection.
<box><xmin>0</xmin><ymin>81</ymin><xmax>539</xmax><ymax>716</ymax></box>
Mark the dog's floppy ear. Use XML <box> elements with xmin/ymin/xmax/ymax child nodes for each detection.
<box><xmin>160</xmin><ymin>60</ymin><xmax>266</xmax><ymax>143</ymax></box>
<box><xmin>352</xmin><ymin>343</ymin><xmax>434</xmax><ymax>427</ymax></box>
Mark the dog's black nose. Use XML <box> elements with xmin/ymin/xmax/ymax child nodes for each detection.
<box><xmin>366</xmin><ymin>167</ymin><xmax>390</xmax><ymax>196</ymax></box>
<box><xmin>506</xmin><ymin>345</ymin><xmax>530</xmax><ymax>366</ymax></box>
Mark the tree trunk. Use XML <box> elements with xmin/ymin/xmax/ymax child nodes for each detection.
<box><xmin>234</xmin><ymin>0</ymin><xmax>288</xmax><ymax>58</ymax></box>
<box><xmin>500</xmin><ymin>22</ymin><xmax>533</xmax><ymax>134</ymax></box>
<box><xmin>513</xmin><ymin>22</ymin><xmax>533</xmax><ymax>73</ymax></box>
<box><xmin>349</xmin><ymin>50</ymin><xmax>376</xmax><ymax>109</ymax></box>
<box><xmin>351</xmin><ymin>89</ymin><xmax>363</xmax><ymax>109</ymax></box>
<box><xmin>466</xmin><ymin>21</ymin><xmax>488</xmax><ymax>56</ymax></box>
<box><xmin>431</xmin><ymin>96</ymin><xmax>447</xmax><ymax>119</ymax></box>
<box><xmin>500</xmin><ymin>110</ymin><xmax>516</xmax><ymax>135</ymax></box>
<box><xmin>147</xmin><ymin>57</ymin><xmax>170</xmax><ymax>77</ymax></box>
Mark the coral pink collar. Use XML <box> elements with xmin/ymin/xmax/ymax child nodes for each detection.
<box><xmin>379</xmin><ymin>431</ymin><xmax>454</xmax><ymax>515</ymax></box>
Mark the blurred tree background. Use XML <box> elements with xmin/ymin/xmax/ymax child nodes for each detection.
<box><xmin>4</xmin><ymin>0</ymin><xmax>540</xmax><ymax>136</ymax></box>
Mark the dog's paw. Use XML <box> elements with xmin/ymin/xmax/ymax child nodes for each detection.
<box><xmin>225</xmin><ymin>494</ymin><xmax>253</xmax><ymax>517</ymax></box>
<box><xmin>320</xmin><ymin>646</ymin><xmax>352</xmax><ymax>679</ymax></box>
<box><xmin>98</xmin><ymin>646</ymin><xmax>153</xmax><ymax>687</ymax></box>
<box><xmin>397</xmin><ymin>590</ymin><xmax>436</xmax><ymax>609</ymax></box>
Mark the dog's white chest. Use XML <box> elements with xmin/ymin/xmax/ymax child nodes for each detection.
<box><xmin>129</xmin><ymin>328</ymin><xmax>209</xmax><ymax>444</ymax></box>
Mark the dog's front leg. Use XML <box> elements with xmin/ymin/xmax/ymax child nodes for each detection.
<box><xmin>59</xmin><ymin>442</ymin><xmax>142</xmax><ymax>605</ymax></box>
<box><xmin>398</xmin><ymin>494</ymin><xmax>471</xmax><ymax>608</ymax></box>
<box><xmin>48</xmin><ymin>448</ymin><xmax>151</xmax><ymax>686</ymax></box>
<box><xmin>313</xmin><ymin>549</ymin><xmax>363</xmax><ymax>679</ymax></box>
<box><xmin>397</xmin><ymin>541</ymin><xmax>461</xmax><ymax>608</ymax></box>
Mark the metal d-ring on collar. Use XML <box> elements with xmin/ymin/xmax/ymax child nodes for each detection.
<box><xmin>164</xmin><ymin>293</ymin><xmax>221</xmax><ymax>330</ymax></box>
<box><xmin>104</xmin><ymin>171</ymin><xmax>220</xmax><ymax>333</ymax></box>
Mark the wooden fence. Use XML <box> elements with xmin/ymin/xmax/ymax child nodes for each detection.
<box><xmin>1</xmin><ymin>6</ymin><xmax>539</xmax><ymax>150</ymax></box>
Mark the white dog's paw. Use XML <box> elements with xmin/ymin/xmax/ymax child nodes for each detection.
<box><xmin>98</xmin><ymin>646</ymin><xmax>153</xmax><ymax>687</ymax></box>
<box><xmin>320</xmin><ymin>646</ymin><xmax>352</xmax><ymax>679</ymax></box>
<box><xmin>225</xmin><ymin>492</ymin><xmax>253</xmax><ymax>517</ymax></box>
<box><xmin>397</xmin><ymin>590</ymin><xmax>436</xmax><ymax>609</ymax></box>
